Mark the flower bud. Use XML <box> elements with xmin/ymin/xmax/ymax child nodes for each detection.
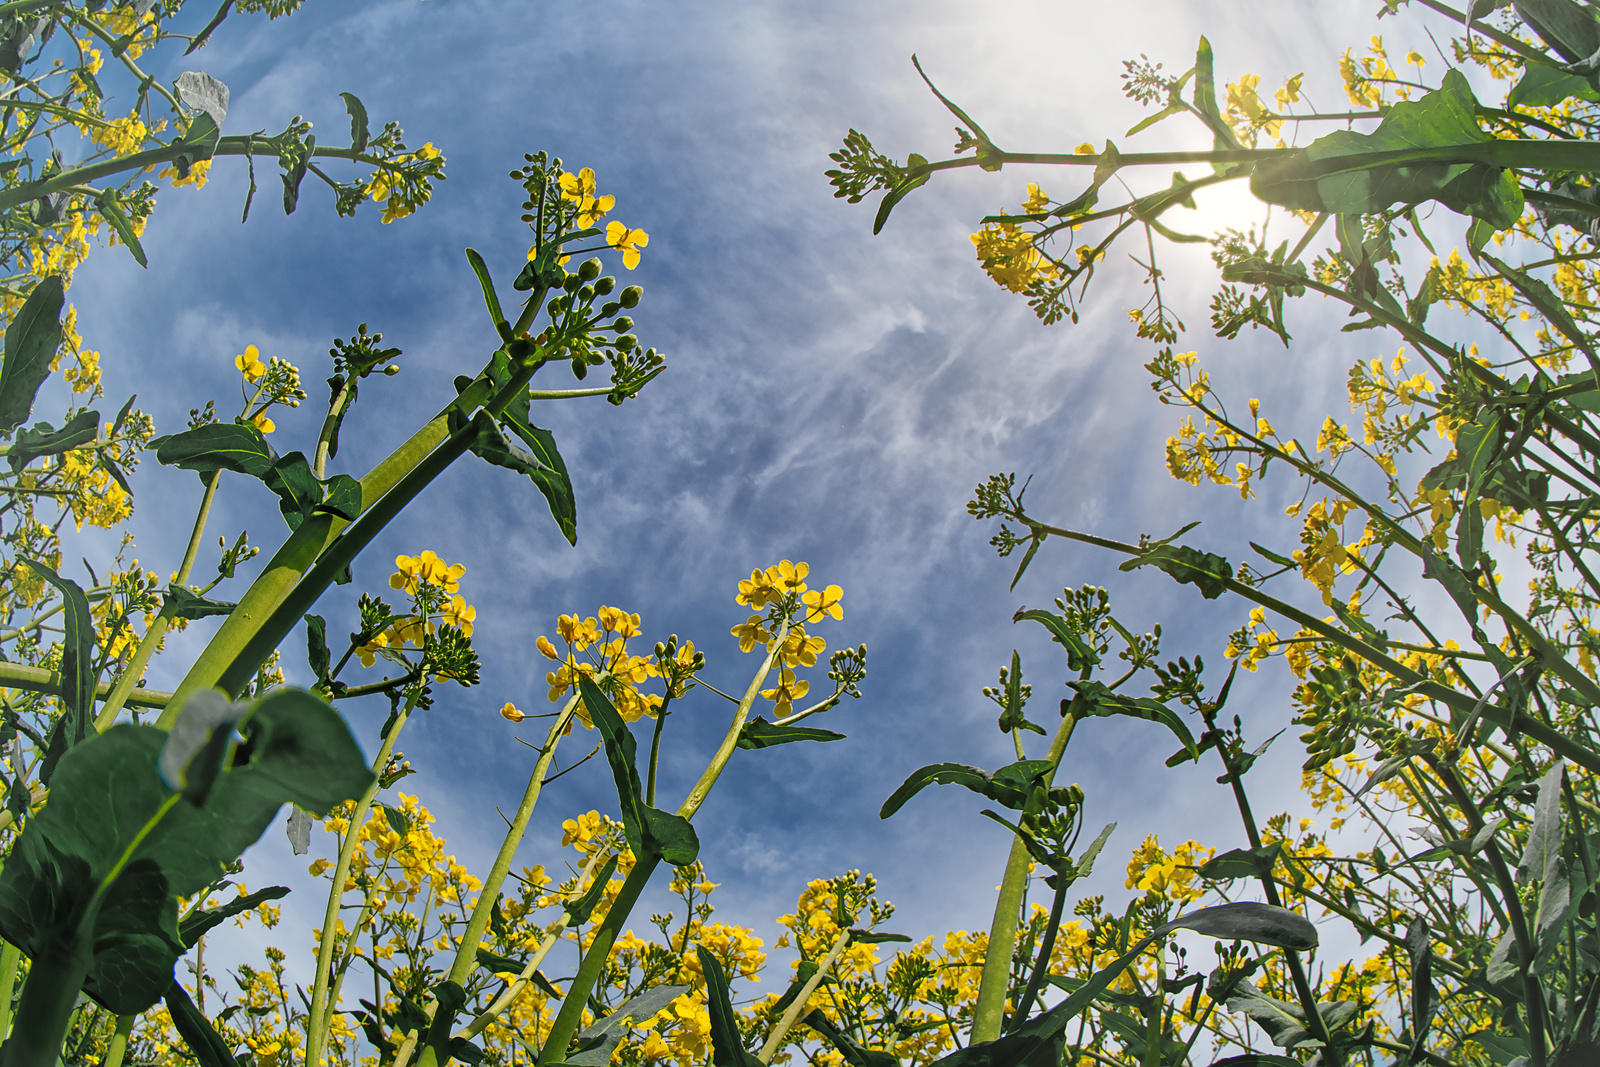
<box><xmin>611</xmin><ymin>316</ymin><xmax>633</xmax><ymax>332</ymax></box>
<box><xmin>579</xmin><ymin>257</ymin><xmax>602</xmax><ymax>281</ymax></box>
<box><xmin>594</xmin><ymin>275</ymin><xmax>616</xmax><ymax>296</ymax></box>
<box><xmin>383</xmin><ymin>363</ymin><xmax>400</xmax><ymax>376</ymax></box>
<box><xmin>615</xmin><ymin>335</ymin><xmax>637</xmax><ymax>352</ymax></box>
<box><xmin>578</xmin><ymin>284</ymin><xmax>595</xmax><ymax>303</ymax></box>
<box><xmin>562</xmin><ymin>273</ymin><xmax>582</xmax><ymax>294</ymax></box>
<box><xmin>599</xmin><ymin>302</ymin><xmax>621</xmax><ymax>319</ymax></box>
<box><xmin>619</xmin><ymin>285</ymin><xmax>642</xmax><ymax>308</ymax></box>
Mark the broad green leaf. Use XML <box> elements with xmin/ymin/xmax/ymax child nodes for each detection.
<box><xmin>1197</xmin><ymin>843</ymin><xmax>1283</xmax><ymax>881</ymax></box>
<box><xmin>1119</xmin><ymin>543</ymin><xmax>1232</xmax><ymax>599</ymax></box>
<box><xmin>1159</xmin><ymin>901</ymin><xmax>1318</xmax><ymax>950</ymax></box>
<box><xmin>174</xmin><ymin>71</ymin><xmax>228</xmax><ymax>131</ymax></box>
<box><xmin>850</xmin><ymin>930</ymin><xmax>912</xmax><ymax>944</ymax></box>
<box><xmin>1067</xmin><ymin>680</ymin><xmax>1199</xmax><ymax>760</ymax></box>
<box><xmin>340</xmin><ymin>91</ymin><xmax>370</xmax><ymax>153</ymax></box>
<box><xmin>172</xmin><ymin>111</ymin><xmax>222</xmax><ymax>179</ymax></box>
<box><xmin>263</xmin><ymin>452</ymin><xmax>324</xmax><ymax>531</ymax></box>
<box><xmin>462</xmin><ymin>411</ymin><xmax>577</xmax><ymax>545</ymax></box>
<box><xmin>1222</xmin><ymin>982</ymin><xmax>1313</xmax><ymax>1049</ymax></box>
<box><xmin>317</xmin><ymin>474</ymin><xmax>362</xmax><ymax>520</ymax></box>
<box><xmin>1516</xmin><ymin>0</ymin><xmax>1600</xmax><ymax>63</ymax></box>
<box><xmin>5</xmin><ymin>409</ymin><xmax>99</xmax><ymax>471</ymax></box>
<box><xmin>0</xmin><ymin>274</ymin><xmax>63</xmax><ymax>433</ymax></box>
<box><xmin>1508</xmin><ymin>61</ymin><xmax>1600</xmax><ymax>107</ymax></box>
<box><xmin>1406</xmin><ymin>917</ymin><xmax>1435</xmax><ymax>1055</ymax></box>
<box><xmin>304</xmin><ymin>614</ymin><xmax>330</xmax><ymax>682</ymax></box>
<box><xmin>149</xmin><ymin>421</ymin><xmax>275</xmax><ymax>479</ymax></box>
<box><xmin>1193</xmin><ymin>36</ymin><xmax>1244</xmax><ymax>172</ymax></box>
<box><xmin>565</xmin><ymin>984</ymin><xmax>688</xmax><ymax>1067</ymax></box>
<box><xmin>697</xmin><ymin>948</ymin><xmax>763</xmax><ymax>1067</ymax></box>
<box><xmin>578</xmin><ymin>678</ymin><xmax>699</xmax><ymax>865</ymax></box>
<box><xmin>1251</xmin><ymin>71</ymin><xmax>1523</xmax><ymax>228</ymax></box>
<box><xmin>770</xmin><ymin>961</ymin><xmax>820</xmax><ymax>1016</ymax></box>
<box><xmin>737</xmin><ymin>717</ymin><xmax>845</xmax><ymax>749</ymax></box>
<box><xmin>879</xmin><ymin>759</ymin><xmax>1054</xmax><ymax>819</ymax></box>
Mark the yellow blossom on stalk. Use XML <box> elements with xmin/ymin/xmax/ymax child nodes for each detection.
<box><xmin>606</xmin><ymin>220</ymin><xmax>649</xmax><ymax>269</ymax></box>
<box><xmin>780</xmin><ymin>628</ymin><xmax>826</xmax><ymax>668</ymax></box>
<box><xmin>970</xmin><ymin>221</ymin><xmax>1057</xmax><ymax>293</ymax></box>
<box><xmin>251</xmin><ymin>410</ymin><xmax>275</xmax><ymax>434</ymax></box>
<box><xmin>536</xmin><ymin>634</ymin><xmax>560</xmax><ymax>660</ymax></box>
<box><xmin>558</xmin><ymin>167</ymin><xmax>616</xmax><ymax>228</ymax></box>
<box><xmin>235</xmin><ymin>344</ymin><xmax>266</xmax><ymax>382</ymax></box>
<box><xmin>802</xmin><ymin>584</ymin><xmax>844</xmax><ymax>621</ymax></box>
<box><xmin>557</xmin><ymin>613</ymin><xmax>601</xmax><ymax>649</ymax></box>
<box><xmin>158</xmin><ymin>159</ymin><xmax>211</xmax><ymax>188</ymax></box>
<box><xmin>1074</xmin><ymin>142</ymin><xmax>1095</xmax><ymax>155</ymax></box>
<box><xmin>730</xmin><ymin>614</ymin><xmax>771</xmax><ymax>653</ymax></box>
<box><xmin>760</xmin><ymin>667</ymin><xmax>809</xmax><ymax>716</ymax></box>
<box><xmin>598</xmin><ymin>605</ymin><xmax>643</xmax><ymax>638</ymax></box>
<box><xmin>1275</xmin><ymin>72</ymin><xmax>1304</xmax><ymax>108</ymax></box>
<box><xmin>389</xmin><ymin>550</ymin><xmax>465</xmax><ymax>596</ymax></box>
<box><xmin>440</xmin><ymin>593</ymin><xmax>475</xmax><ymax>637</ymax></box>
<box><xmin>1124</xmin><ymin>834</ymin><xmax>1212</xmax><ymax>905</ymax></box>
<box><xmin>1225</xmin><ymin>73</ymin><xmax>1281</xmax><ymax>143</ymax></box>
<box><xmin>1022</xmin><ymin>183</ymin><xmax>1050</xmax><ymax>214</ymax></box>
<box><xmin>500</xmin><ymin>702</ymin><xmax>527</xmax><ymax>723</ymax></box>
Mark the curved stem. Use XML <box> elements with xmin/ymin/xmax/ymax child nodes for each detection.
<box><xmin>757</xmin><ymin>925</ymin><xmax>853</xmax><ymax>1063</ymax></box>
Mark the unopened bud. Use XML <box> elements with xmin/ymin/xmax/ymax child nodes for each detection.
<box><xmin>579</xmin><ymin>257</ymin><xmax>602</xmax><ymax>281</ymax></box>
<box><xmin>594</xmin><ymin>275</ymin><xmax>616</xmax><ymax>296</ymax></box>
<box><xmin>383</xmin><ymin>364</ymin><xmax>400</xmax><ymax>376</ymax></box>
<box><xmin>619</xmin><ymin>285</ymin><xmax>642</xmax><ymax>308</ymax></box>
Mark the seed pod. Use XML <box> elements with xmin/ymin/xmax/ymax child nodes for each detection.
<box><xmin>619</xmin><ymin>285</ymin><xmax>642</xmax><ymax>308</ymax></box>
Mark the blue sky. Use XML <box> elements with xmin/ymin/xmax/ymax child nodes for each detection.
<box><xmin>67</xmin><ymin>0</ymin><xmax>1463</xmax><ymax>985</ymax></box>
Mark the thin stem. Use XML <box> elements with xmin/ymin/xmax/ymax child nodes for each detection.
<box><xmin>304</xmin><ymin>695</ymin><xmax>417</xmax><ymax>1067</ymax></box>
<box><xmin>97</xmin><ymin>470</ymin><xmax>221</xmax><ymax>730</ymax></box>
<box><xmin>757</xmin><ymin>926</ymin><xmax>853</xmax><ymax>1062</ymax></box>
<box><xmin>645</xmin><ymin>696</ymin><xmax>671</xmax><ymax>808</ymax></box>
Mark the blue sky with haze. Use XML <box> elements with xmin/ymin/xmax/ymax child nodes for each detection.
<box><xmin>66</xmin><ymin>0</ymin><xmax>1464</xmax><ymax>980</ymax></box>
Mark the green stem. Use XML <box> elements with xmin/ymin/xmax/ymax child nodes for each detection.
<box><xmin>645</xmin><ymin>695</ymin><xmax>671</xmax><ymax>808</ymax></box>
<box><xmin>101</xmin><ymin>1014</ymin><xmax>135</xmax><ymax>1067</ymax></box>
<box><xmin>159</xmin><ymin>373</ymin><xmax>501</xmax><ymax>725</ymax></box>
<box><xmin>0</xmin><ymin>941</ymin><xmax>19</xmax><ymax>1044</ymax></box>
<box><xmin>97</xmin><ymin>470</ymin><xmax>220</xmax><ymax>729</ymax></box>
<box><xmin>757</xmin><ymin>924</ymin><xmax>853</xmax><ymax>1063</ymax></box>
<box><xmin>0</xmin><ymin>932</ymin><xmax>91</xmax><ymax>1067</ymax></box>
<box><xmin>304</xmin><ymin>696</ymin><xmax>416</xmax><ymax>1067</ymax></box>
<box><xmin>537</xmin><ymin>629</ymin><xmax>786</xmax><ymax>1067</ymax></box>
<box><xmin>971</xmin><ymin>707</ymin><xmax>1078</xmax><ymax>1043</ymax></box>
<box><xmin>0</xmin><ymin>661</ymin><xmax>168</xmax><ymax>709</ymax></box>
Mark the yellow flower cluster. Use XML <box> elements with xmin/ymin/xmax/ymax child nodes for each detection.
<box><xmin>356</xmin><ymin>551</ymin><xmax>476</xmax><ymax>667</ymax></box>
<box><xmin>970</xmin><ymin>220</ymin><xmax>1058</xmax><ymax>294</ymax></box>
<box><xmin>1224</xmin><ymin>606</ymin><xmax>1280</xmax><ymax>672</ymax></box>
<box><xmin>536</xmin><ymin>606</ymin><xmax>662</xmax><ymax>722</ymax></box>
<box><xmin>1123</xmin><ymin>834</ymin><xmax>1212</xmax><ymax>905</ymax></box>
<box><xmin>1225</xmin><ymin>73</ymin><xmax>1282</xmax><ymax>146</ymax></box>
<box><xmin>559</xmin><ymin>167</ymin><xmax>616</xmax><ymax>229</ymax></box>
<box><xmin>366</xmin><ymin>142</ymin><xmax>443</xmax><ymax>223</ymax></box>
<box><xmin>1287</xmin><ymin>497</ymin><xmax>1374</xmax><ymax>605</ymax></box>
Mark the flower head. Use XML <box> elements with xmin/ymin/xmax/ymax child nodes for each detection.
<box><xmin>559</xmin><ymin>168</ymin><xmax>617</xmax><ymax>229</ymax></box>
<box><xmin>500</xmin><ymin>702</ymin><xmax>527</xmax><ymax>723</ymax></box>
<box><xmin>606</xmin><ymin>220</ymin><xmax>649</xmax><ymax>269</ymax></box>
<box><xmin>235</xmin><ymin>345</ymin><xmax>266</xmax><ymax>382</ymax></box>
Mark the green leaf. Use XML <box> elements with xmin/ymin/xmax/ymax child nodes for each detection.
<box><xmin>149</xmin><ymin>422</ymin><xmax>275</xmax><ymax>479</ymax></box>
<box><xmin>879</xmin><ymin>759</ymin><xmax>1054</xmax><ymax>819</ymax></box>
<box><xmin>164</xmin><ymin>979</ymin><xmax>244</xmax><ymax>1067</ymax></box>
<box><xmin>172</xmin><ymin>111</ymin><xmax>222</xmax><ymax>180</ymax></box>
<box><xmin>465</xmin><ymin>248</ymin><xmax>508</xmax><ymax>334</ymax></box>
<box><xmin>1013</xmin><ymin>609</ymin><xmax>1097</xmax><ymax>670</ymax></box>
<box><xmin>564</xmin><ymin>984</ymin><xmax>688</xmax><ymax>1067</ymax></box>
<box><xmin>1119</xmin><ymin>543</ymin><xmax>1232</xmax><ymax>600</ymax></box>
<box><xmin>873</xmin><ymin>152</ymin><xmax>931</xmax><ymax>234</ymax></box>
<box><xmin>801</xmin><ymin>1011</ymin><xmax>899</xmax><ymax>1067</ymax></box>
<box><xmin>1481</xmin><ymin>252</ymin><xmax>1598</xmax><ymax>368</ymax></box>
<box><xmin>0</xmin><ymin>690</ymin><xmax>369</xmax><ymax>1014</ymax></box>
<box><xmin>849</xmin><ymin>930</ymin><xmax>912</xmax><ymax>944</ymax></box>
<box><xmin>163</xmin><ymin>587</ymin><xmax>237</xmax><ymax>621</ymax></box>
<box><xmin>20</xmin><ymin>557</ymin><xmax>97</xmax><ymax>779</ymax></box>
<box><xmin>565</xmin><ymin>855</ymin><xmax>618</xmax><ymax>925</ymax></box>
<box><xmin>178</xmin><ymin>886</ymin><xmax>290</xmax><ymax>949</ymax></box>
<box><xmin>1406</xmin><ymin>917</ymin><xmax>1434</xmax><ymax>1057</ymax></box>
<box><xmin>340</xmin><ymin>91</ymin><xmax>370</xmax><ymax>153</ymax></box>
<box><xmin>262</xmin><ymin>452</ymin><xmax>324</xmax><ymax>531</ymax></box>
<box><xmin>462</xmin><ymin>411</ymin><xmax>577</xmax><ymax>545</ymax></box>
<box><xmin>1508</xmin><ymin>61</ymin><xmax>1600</xmax><ymax>107</ymax></box>
<box><xmin>304</xmin><ymin>614</ymin><xmax>330</xmax><ymax>682</ymax></box>
<box><xmin>1159</xmin><ymin>902</ymin><xmax>1317</xmax><ymax>951</ymax></box>
<box><xmin>577</xmin><ymin>677</ymin><xmax>699</xmax><ymax>865</ymax></box>
<box><xmin>1066</xmin><ymin>681</ymin><xmax>1199</xmax><ymax>761</ymax></box>
<box><xmin>696</xmin><ymin>947</ymin><xmax>763</xmax><ymax>1067</ymax></box>
<box><xmin>317</xmin><ymin>474</ymin><xmax>362</xmax><ymax>520</ymax></box>
<box><xmin>0</xmin><ymin>274</ymin><xmax>63</xmax><ymax>434</ymax></box>
<box><xmin>95</xmin><ymin>188</ymin><xmax>147</xmax><ymax>268</ymax></box>
<box><xmin>1198</xmin><ymin>843</ymin><xmax>1282</xmax><ymax>881</ymax></box>
<box><xmin>6</xmin><ymin>410</ymin><xmax>100</xmax><ymax>471</ymax></box>
<box><xmin>737</xmin><ymin>717</ymin><xmax>845</xmax><ymax>749</ymax></box>
<box><xmin>1193</xmin><ymin>36</ymin><xmax>1245</xmax><ymax>170</ymax></box>
<box><xmin>1250</xmin><ymin>71</ymin><xmax>1523</xmax><ymax>229</ymax></box>
<box><xmin>475</xmin><ymin>948</ymin><xmax>528</xmax><ymax>976</ymax></box>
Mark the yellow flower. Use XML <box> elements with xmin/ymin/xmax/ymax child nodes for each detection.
<box><xmin>1074</xmin><ymin>142</ymin><xmax>1095</xmax><ymax>155</ymax></box>
<box><xmin>598</xmin><ymin>605</ymin><xmax>643</xmax><ymax>638</ymax></box>
<box><xmin>802</xmin><ymin>584</ymin><xmax>844</xmax><ymax>622</ymax></box>
<box><xmin>1022</xmin><ymin>183</ymin><xmax>1050</xmax><ymax>214</ymax></box>
<box><xmin>606</xmin><ymin>220</ymin><xmax>649</xmax><ymax>269</ymax></box>
<box><xmin>780</xmin><ymin>629</ymin><xmax>826</xmax><ymax>668</ymax></box>
<box><xmin>536</xmin><ymin>634</ymin><xmax>560</xmax><ymax>660</ymax></box>
<box><xmin>760</xmin><ymin>667</ymin><xmax>809</xmax><ymax>717</ymax></box>
<box><xmin>730</xmin><ymin>614</ymin><xmax>771</xmax><ymax>653</ymax></box>
<box><xmin>500</xmin><ymin>702</ymin><xmax>527</xmax><ymax>723</ymax></box>
<box><xmin>441</xmin><ymin>593</ymin><xmax>475</xmax><ymax>637</ymax></box>
<box><xmin>559</xmin><ymin>168</ymin><xmax>616</xmax><ymax>229</ymax></box>
<box><xmin>251</xmin><ymin>410</ymin><xmax>275</xmax><ymax>434</ymax></box>
<box><xmin>235</xmin><ymin>344</ymin><xmax>266</xmax><ymax>382</ymax></box>
<box><xmin>768</xmin><ymin>559</ymin><xmax>808</xmax><ymax>593</ymax></box>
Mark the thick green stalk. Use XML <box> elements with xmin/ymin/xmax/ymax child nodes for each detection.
<box><xmin>161</xmin><ymin>372</ymin><xmax>502</xmax><ymax>725</ymax></box>
<box><xmin>101</xmin><ymin>1014</ymin><xmax>134</xmax><ymax>1067</ymax></box>
<box><xmin>97</xmin><ymin>470</ymin><xmax>221</xmax><ymax>730</ymax></box>
<box><xmin>0</xmin><ymin>932</ymin><xmax>90</xmax><ymax>1067</ymax></box>
<box><xmin>304</xmin><ymin>698</ymin><xmax>416</xmax><ymax>1067</ymax></box>
<box><xmin>0</xmin><ymin>662</ymin><xmax>168</xmax><ymax>709</ymax></box>
<box><xmin>537</xmin><ymin>631</ymin><xmax>785</xmax><ymax>1067</ymax></box>
<box><xmin>970</xmin><ymin>708</ymin><xmax>1078</xmax><ymax>1043</ymax></box>
<box><xmin>0</xmin><ymin>941</ymin><xmax>19</xmax><ymax>1043</ymax></box>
